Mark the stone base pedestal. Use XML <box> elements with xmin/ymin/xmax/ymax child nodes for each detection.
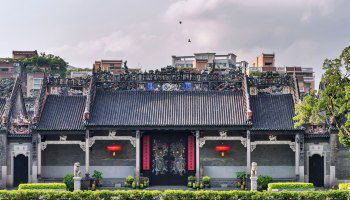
<box><xmin>73</xmin><ymin>177</ymin><xmax>82</xmax><ymax>191</ymax></box>
<box><xmin>32</xmin><ymin>165</ymin><xmax>38</xmax><ymax>183</ymax></box>
<box><xmin>1</xmin><ymin>166</ymin><xmax>7</xmax><ymax>188</ymax></box>
<box><xmin>250</xmin><ymin>176</ymin><xmax>257</xmax><ymax>191</ymax></box>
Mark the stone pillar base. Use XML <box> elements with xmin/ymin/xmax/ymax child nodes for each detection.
<box><xmin>73</xmin><ymin>177</ymin><xmax>82</xmax><ymax>191</ymax></box>
<box><xmin>32</xmin><ymin>165</ymin><xmax>38</xmax><ymax>183</ymax></box>
<box><xmin>1</xmin><ymin>166</ymin><xmax>7</xmax><ymax>188</ymax></box>
<box><xmin>250</xmin><ymin>176</ymin><xmax>258</xmax><ymax>191</ymax></box>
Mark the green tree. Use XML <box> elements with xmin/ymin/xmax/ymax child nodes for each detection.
<box><xmin>294</xmin><ymin>45</ymin><xmax>350</xmax><ymax>146</ymax></box>
<box><xmin>22</xmin><ymin>53</ymin><xmax>68</xmax><ymax>77</ymax></box>
<box><xmin>0</xmin><ymin>53</ymin><xmax>68</xmax><ymax>77</ymax></box>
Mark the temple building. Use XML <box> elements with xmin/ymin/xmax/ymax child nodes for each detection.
<box><xmin>0</xmin><ymin>66</ymin><xmax>348</xmax><ymax>188</ymax></box>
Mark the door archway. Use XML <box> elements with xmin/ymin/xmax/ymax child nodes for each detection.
<box><xmin>13</xmin><ymin>154</ymin><xmax>28</xmax><ymax>187</ymax></box>
<box><xmin>309</xmin><ymin>154</ymin><xmax>324</xmax><ymax>187</ymax></box>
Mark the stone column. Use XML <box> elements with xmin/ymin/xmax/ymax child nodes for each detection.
<box><xmin>37</xmin><ymin>134</ymin><xmax>42</xmax><ymax>177</ymax></box>
<box><xmin>135</xmin><ymin>130</ymin><xmax>141</xmax><ymax>183</ymax></box>
<box><xmin>85</xmin><ymin>130</ymin><xmax>90</xmax><ymax>176</ymax></box>
<box><xmin>295</xmin><ymin>133</ymin><xmax>300</xmax><ymax>180</ymax></box>
<box><xmin>329</xmin><ymin>133</ymin><xmax>337</xmax><ymax>186</ymax></box>
<box><xmin>246</xmin><ymin>130</ymin><xmax>251</xmax><ymax>174</ymax></box>
<box><xmin>195</xmin><ymin>130</ymin><xmax>200</xmax><ymax>182</ymax></box>
<box><xmin>250</xmin><ymin>162</ymin><xmax>258</xmax><ymax>191</ymax></box>
<box><xmin>0</xmin><ymin>133</ymin><xmax>7</xmax><ymax>188</ymax></box>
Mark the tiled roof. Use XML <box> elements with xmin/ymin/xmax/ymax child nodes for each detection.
<box><xmin>88</xmin><ymin>90</ymin><xmax>248</xmax><ymax>127</ymax></box>
<box><xmin>250</xmin><ymin>94</ymin><xmax>295</xmax><ymax>131</ymax></box>
<box><xmin>0</xmin><ymin>98</ymin><xmax>6</xmax><ymax>117</ymax></box>
<box><xmin>37</xmin><ymin>95</ymin><xmax>86</xmax><ymax>131</ymax></box>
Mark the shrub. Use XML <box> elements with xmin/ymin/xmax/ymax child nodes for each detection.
<box><xmin>188</xmin><ymin>175</ymin><xmax>196</xmax><ymax>183</ymax></box>
<box><xmin>257</xmin><ymin>175</ymin><xmax>272</xmax><ymax>191</ymax></box>
<box><xmin>132</xmin><ymin>182</ymin><xmax>136</xmax><ymax>189</ymax></box>
<box><xmin>63</xmin><ymin>173</ymin><xmax>74</xmax><ymax>191</ymax></box>
<box><xmin>92</xmin><ymin>170</ymin><xmax>103</xmax><ymax>180</ymax></box>
<box><xmin>202</xmin><ymin>176</ymin><xmax>211</xmax><ymax>185</ymax></box>
<box><xmin>126</xmin><ymin>176</ymin><xmax>134</xmax><ymax>184</ymax></box>
<box><xmin>18</xmin><ymin>183</ymin><xmax>66</xmax><ymax>190</ymax></box>
<box><xmin>124</xmin><ymin>182</ymin><xmax>129</xmax><ymax>187</ymax></box>
<box><xmin>236</xmin><ymin>171</ymin><xmax>246</xmax><ymax>181</ymax></box>
<box><xmin>0</xmin><ymin>190</ymin><xmax>349</xmax><ymax>200</ymax></box>
<box><xmin>339</xmin><ymin>183</ymin><xmax>350</xmax><ymax>190</ymax></box>
<box><xmin>268</xmin><ymin>182</ymin><xmax>314</xmax><ymax>190</ymax></box>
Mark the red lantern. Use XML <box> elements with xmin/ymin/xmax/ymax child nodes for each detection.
<box><xmin>216</xmin><ymin>145</ymin><xmax>230</xmax><ymax>157</ymax></box>
<box><xmin>107</xmin><ymin>145</ymin><xmax>122</xmax><ymax>157</ymax></box>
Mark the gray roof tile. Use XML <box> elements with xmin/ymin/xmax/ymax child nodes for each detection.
<box><xmin>0</xmin><ymin>98</ymin><xmax>6</xmax><ymax>117</ymax></box>
<box><xmin>88</xmin><ymin>90</ymin><xmax>248</xmax><ymax>127</ymax></box>
<box><xmin>37</xmin><ymin>95</ymin><xmax>86</xmax><ymax>131</ymax></box>
<box><xmin>250</xmin><ymin>94</ymin><xmax>295</xmax><ymax>130</ymax></box>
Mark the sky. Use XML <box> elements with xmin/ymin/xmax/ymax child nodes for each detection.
<box><xmin>0</xmin><ymin>0</ymin><xmax>350</xmax><ymax>85</ymax></box>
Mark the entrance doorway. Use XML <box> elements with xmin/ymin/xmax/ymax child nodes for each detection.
<box><xmin>309</xmin><ymin>154</ymin><xmax>324</xmax><ymax>187</ymax></box>
<box><xmin>13</xmin><ymin>154</ymin><xmax>28</xmax><ymax>187</ymax></box>
<box><xmin>148</xmin><ymin>133</ymin><xmax>188</xmax><ymax>185</ymax></box>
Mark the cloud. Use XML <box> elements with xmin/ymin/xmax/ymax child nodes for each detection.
<box><xmin>40</xmin><ymin>0</ymin><xmax>349</xmax><ymax>89</ymax></box>
<box><xmin>49</xmin><ymin>31</ymin><xmax>134</xmax><ymax>62</ymax></box>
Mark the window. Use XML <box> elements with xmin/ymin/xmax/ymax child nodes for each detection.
<box><xmin>0</xmin><ymin>68</ymin><xmax>9</xmax><ymax>72</ymax></box>
<box><xmin>33</xmin><ymin>78</ymin><xmax>43</xmax><ymax>90</ymax></box>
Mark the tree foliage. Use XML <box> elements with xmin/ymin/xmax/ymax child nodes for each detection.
<box><xmin>0</xmin><ymin>52</ymin><xmax>68</xmax><ymax>77</ymax></box>
<box><xmin>294</xmin><ymin>45</ymin><xmax>350</xmax><ymax>146</ymax></box>
<box><xmin>22</xmin><ymin>53</ymin><xmax>68</xmax><ymax>77</ymax></box>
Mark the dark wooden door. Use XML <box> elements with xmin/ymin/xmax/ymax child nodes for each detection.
<box><xmin>309</xmin><ymin>154</ymin><xmax>324</xmax><ymax>187</ymax></box>
<box><xmin>150</xmin><ymin>133</ymin><xmax>188</xmax><ymax>185</ymax></box>
<box><xmin>13</xmin><ymin>154</ymin><xmax>28</xmax><ymax>187</ymax></box>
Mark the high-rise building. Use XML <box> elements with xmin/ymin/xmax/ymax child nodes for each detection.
<box><xmin>248</xmin><ymin>53</ymin><xmax>315</xmax><ymax>97</ymax></box>
<box><xmin>172</xmin><ymin>53</ymin><xmax>247</xmax><ymax>72</ymax></box>
<box><xmin>251</xmin><ymin>53</ymin><xmax>275</xmax><ymax>67</ymax></box>
<box><xmin>12</xmin><ymin>50</ymin><xmax>38</xmax><ymax>59</ymax></box>
<box><xmin>93</xmin><ymin>60</ymin><xmax>124</xmax><ymax>74</ymax></box>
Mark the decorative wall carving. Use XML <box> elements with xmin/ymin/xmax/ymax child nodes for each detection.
<box><xmin>199</xmin><ymin>132</ymin><xmax>247</xmax><ymax>148</ymax></box>
<box><xmin>89</xmin><ymin>131</ymin><xmax>136</xmax><ymax>148</ymax></box>
<box><xmin>12</xmin><ymin>144</ymin><xmax>30</xmax><ymax>157</ymax></box>
<box><xmin>41</xmin><ymin>140</ymin><xmax>86</xmax><ymax>151</ymax></box>
<box><xmin>250</xmin><ymin>140</ymin><xmax>296</xmax><ymax>152</ymax></box>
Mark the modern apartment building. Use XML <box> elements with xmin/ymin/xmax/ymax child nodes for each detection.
<box><xmin>248</xmin><ymin>53</ymin><xmax>315</xmax><ymax>96</ymax></box>
<box><xmin>171</xmin><ymin>53</ymin><xmax>248</xmax><ymax>72</ymax></box>
<box><xmin>93</xmin><ymin>60</ymin><xmax>124</xmax><ymax>74</ymax></box>
<box><xmin>12</xmin><ymin>50</ymin><xmax>38</xmax><ymax>59</ymax></box>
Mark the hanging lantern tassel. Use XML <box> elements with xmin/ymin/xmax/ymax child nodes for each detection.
<box><xmin>107</xmin><ymin>145</ymin><xmax>122</xmax><ymax>157</ymax></box>
<box><xmin>216</xmin><ymin>145</ymin><xmax>230</xmax><ymax>157</ymax></box>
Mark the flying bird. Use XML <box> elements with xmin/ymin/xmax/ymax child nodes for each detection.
<box><xmin>188</xmin><ymin>39</ymin><xmax>191</xmax><ymax>43</ymax></box>
<box><xmin>179</xmin><ymin>21</ymin><xmax>182</xmax><ymax>24</ymax></box>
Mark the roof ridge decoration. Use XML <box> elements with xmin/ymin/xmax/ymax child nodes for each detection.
<box><xmin>247</xmin><ymin>72</ymin><xmax>296</xmax><ymax>96</ymax></box>
<box><xmin>243</xmin><ymin>75</ymin><xmax>252</xmax><ymax>123</ymax></box>
<box><xmin>1</xmin><ymin>76</ymin><xmax>21</xmax><ymax>126</ymax></box>
<box><xmin>95</xmin><ymin>66</ymin><xmax>244</xmax><ymax>92</ymax></box>
<box><xmin>32</xmin><ymin>77</ymin><xmax>48</xmax><ymax>124</ymax></box>
<box><xmin>83</xmin><ymin>75</ymin><xmax>96</xmax><ymax>121</ymax></box>
<box><xmin>1</xmin><ymin>76</ymin><xmax>32</xmax><ymax>134</ymax></box>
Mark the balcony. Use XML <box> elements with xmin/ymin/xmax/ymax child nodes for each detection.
<box><xmin>303</xmin><ymin>76</ymin><xmax>314</xmax><ymax>82</ymax></box>
<box><xmin>301</xmin><ymin>68</ymin><xmax>314</xmax><ymax>73</ymax></box>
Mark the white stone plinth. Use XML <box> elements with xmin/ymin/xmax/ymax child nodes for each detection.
<box><xmin>250</xmin><ymin>176</ymin><xmax>258</xmax><ymax>191</ymax></box>
<box><xmin>73</xmin><ymin>177</ymin><xmax>82</xmax><ymax>191</ymax></box>
<box><xmin>1</xmin><ymin>166</ymin><xmax>7</xmax><ymax>188</ymax></box>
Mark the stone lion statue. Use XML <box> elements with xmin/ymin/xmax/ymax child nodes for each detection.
<box><xmin>73</xmin><ymin>162</ymin><xmax>81</xmax><ymax>177</ymax></box>
<box><xmin>251</xmin><ymin>162</ymin><xmax>257</xmax><ymax>177</ymax></box>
